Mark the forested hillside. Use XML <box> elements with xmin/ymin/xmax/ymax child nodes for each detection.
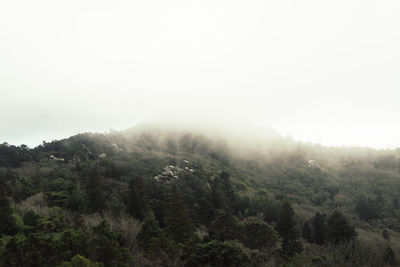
<box><xmin>1</xmin><ymin>124</ymin><xmax>399</xmax><ymax>266</ymax></box>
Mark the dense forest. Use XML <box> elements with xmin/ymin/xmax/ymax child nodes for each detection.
<box><xmin>1</xmin><ymin>123</ymin><xmax>399</xmax><ymax>266</ymax></box>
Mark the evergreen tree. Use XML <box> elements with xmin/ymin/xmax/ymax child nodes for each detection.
<box><xmin>187</xmin><ymin>240</ymin><xmax>251</xmax><ymax>267</ymax></box>
<box><xmin>326</xmin><ymin>210</ymin><xmax>356</xmax><ymax>244</ymax></box>
<box><xmin>382</xmin><ymin>229</ymin><xmax>390</xmax><ymax>240</ymax></box>
<box><xmin>211</xmin><ymin>172</ymin><xmax>236</xmax><ymax>212</ymax></box>
<box><xmin>355</xmin><ymin>196</ymin><xmax>379</xmax><ymax>220</ymax></box>
<box><xmin>276</xmin><ymin>201</ymin><xmax>303</xmax><ymax>257</ymax></box>
<box><xmin>127</xmin><ymin>177</ymin><xmax>148</xmax><ymax>221</ymax></box>
<box><xmin>393</xmin><ymin>198</ymin><xmax>399</xmax><ymax>209</ymax></box>
<box><xmin>0</xmin><ymin>187</ymin><xmax>18</xmax><ymax>236</ymax></box>
<box><xmin>66</xmin><ymin>183</ymin><xmax>87</xmax><ymax>212</ymax></box>
<box><xmin>383</xmin><ymin>246</ymin><xmax>397</xmax><ymax>266</ymax></box>
<box><xmin>241</xmin><ymin>217</ymin><xmax>279</xmax><ymax>250</ymax></box>
<box><xmin>137</xmin><ymin>211</ymin><xmax>178</xmax><ymax>257</ymax></box>
<box><xmin>86</xmin><ymin>168</ymin><xmax>107</xmax><ymax>212</ymax></box>
<box><xmin>302</xmin><ymin>222</ymin><xmax>313</xmax><ymax>243</ymax></box>
<box><xmin>59</xmin><ymin>254</ymin><xmax>102</xmax><ymax>267</ymax></box>
<box><xmin>137</xmin><ymin>211</ymin><xmax>164</xmax><ymax>251</ymax></box>
<box><xmin>23</xmin><ymin>209</ymin><xmax>41</xmax><ymax>227</ymax></box>
<box><xmin>89</xmin><ymin>220</ymin><xmax>131</xmax><ymax>266</ymax></box>
<box><xmin>312</xmin><ymin>212</ymin><xmax>325</xmax><ymax>245</ymax></box>
<box><xmin>209</xmin><ymin>210</ymin><xmax>238</xmax><ymax>241</ymax></box>
<box><xmin>164</xmin><ymin>186</ymin><xmax>194</xmax><ymax>243</ymax></box>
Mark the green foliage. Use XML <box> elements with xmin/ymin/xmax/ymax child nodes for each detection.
<box><xmin>137</xmin><ymin>211</ymin><xmax>179</xmax><ymax>257</ymax></box>
<box><xmin>23</xmin><ymin>209</ymin><xmax>41</xmax><ymax>227</ymax></box>
<box><xmin>66</xmin><ymin>183</ymin><xmax>87</xmax><ymax>212</ymax></box>
<box><xmin>240</xmin><ymin>217</ymin><xmax>279</xmax><ymax>250</ymax></box>
<box><xmin>0</xmin><ymin>193</ymin><xmax>18</xmax><ymax>236</ymax></box>
<box><xmin>312</xmin><ymin>212</ymin><xmax>325</xmax><ymax>245</ymax></box>
<box><xmin>3</xmin><ymin>126</ymin><xmax>400</xmax><ymax>266</ymax></box>
<box><xmin>326</xmin><ymin>210</ymin><xmax>357</xmax><ymax>244</ymax></box>
<box><xmin>0</xmin><ymin>143</ymin><xmax>34</xmax><ymax>168</ymax></box>
<box><xmin>302</xmin><ymin>221</ymin><xmax>313</xmax><ymax>243</ymax></box>
<box><xmin>276</xmin><ymin>202</ymin><xmax>303</xmax><ymax>257</ymax></box>
<box><xmin>127</xmin><ymin>177</ymin><xmax>148</xmax><ymax>221</ymax></box>
<box><xmin>382</xmin><ymin>246</ymin><xmax>397</xmax><ymax>266</ymax></box>
<box><xmin>2</xmin><ymin>232</ymin><xmax>65</xmax><ymax>266</ymax></box>
<box><xmin>35</xmin><ymin>215</ymin><xmax>68</xmax><ymax>233</ymax></box>
<box><xmin>137</xmin><ymin>211</ymin><xmax>163</xmax><ymax>251</ymax></box>
<box><xmin>88</xmin><ymin>220</ymin><xmax>132</xmax><ymax>267</ymax></box>
<box><xmin>59</xmin><ymin>254</ymin><xmax>103</xmax><ymax>267</ymax></box>
<box><xmin>382</xmin><ymin>229</ymin><xmax>389</xmax><ymax>240</ymax></box>
<box><xmin>355</xmin><ymin>195</ymin><xmax>380</xmax><ymax>220</ymax></box>
<box><xmin>209</xmin><ymin>210</ymin><xmax>239</xmax><ymax>241</ymax></box>
<box><xmin>186</xmin><ymin>240</ymin><xmax>251</xmax><ymax>267</ymax></box>
<box><xmin>85</xmin><ymin>168</ymin><xmax>107</xmax><ymax>212</ymax></box>
<box><xmin>164</xmin><ymin>186</ymin><xmax>195</xmax><ymax>243</ymax></box>
<box><xmin>1</xmin><ymin>218</ymin><xmax>131</xmax><ymax>267</ymax></box>
<box><xmin>211</xmin><ymin>172</ymin><xmax>236</xmax><ymax>212</ymax></box>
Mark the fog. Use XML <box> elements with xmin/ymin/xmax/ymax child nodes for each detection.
<box><xmin>1</xmin><ymin>0</ymin><xmax>400</xmax><ymax>148</ymax></box>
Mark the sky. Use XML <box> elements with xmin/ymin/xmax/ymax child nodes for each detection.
<box><xmin>1</xmin><ymin>0</ymin><xmax>400</xmax><ymax>149</ymax></box>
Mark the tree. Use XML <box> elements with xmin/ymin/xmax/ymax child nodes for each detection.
<box><xmin>164</xmin><ymin>186</ymin><xmax>194</xmax><ymax>243</ymax></box>
<box><xmin>66</xmin><ymin>183</ymin><xmax>87</xmax><ymax>212</ymax></box>
<box><xmin>0</xmin><ymin>190</ymin><xmax>18</xmax><ymax>236</ymax></box>
<box><xmin>241</xmin><ymin>217</ymin><xmax>279</xmax><ymax>250</ymax></box>
<box><xmin>325</xmin><ymin>210</ymin><xmax>356</xmax><ymax>244</ymax></box>
<box><xmin>89</xmin><ymin>220</ymin><xmax>132</xmax><ymax>266</ymax></box>
<box><xmin>276</xmin><ymin>201</ymin><xmax>303</xmax><ymax>257</ymax></box>
<box><xmin>127</xmin><ymin>177</ymin><xmax>148</xmax><ymax>221</ymax></box>
<box><xmin>302</xmin><ymin>222</ymin><xmax>313</xmax><ymax>243</ymax></box>
<box><xmin>393</xmin><ymin>198</ymin><xmax>399</xmax><ymax>209</ymax></box>
<box><xmin>137</xmin><ymin>211</ymin><xmax>178</xmax><ymax>257</ymax></box>
<box><xmin>382</xmin><ymin>246</ymin><xmax>397</xmax><ymax>266</ymax></box>
<box><xmin>382</xmin><ymin>229</ymin><xmax>390</xmax><ymax>240</ymax></box>
<box><xmin>209</xmin><ymin>210</ymin><xmax>238</xmax><ymax>241</ymax></box>
<box><xmin>312</xmin><ymin>212</ymin><xmax>325</xmax><ymax>245</ymax></box>
<box><xmin>355</xmin><ymin>196</ymin><xmax>379</xmax><ymax>221</ymax></box>
<box><xmin>186</xmin><ymin>240</ymin><xmax>251</xmax><ymax>267</ymax></box>
<box><xmin>86</xmin><ymin>168</ymin><xmax>107</xmax><ymax>213</ymax></box>
<box><xmin>59</xmin><ymin>254</ymin><xmax>102</xmax><ymax>267</ymax></box>
<box><xmin>23</xmin><ymin>209</ymin><xmax>41</xmax><ymax>227</ymax></box>
<box><xmin>211</xmin><ymin>172</ymin><xmax>236</xmax><ymax>212</ymax></box>
<box><xmin>137</xmin><ymin>211</ymin><xmax>164</xmax><ymax>251</ymax></box>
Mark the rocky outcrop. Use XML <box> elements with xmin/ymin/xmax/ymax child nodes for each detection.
<box><xmin>153</xmin><ymin>160</ymin><xmax>194</xmax><ymax>183</ymax></box>
<box><xmin>308</xmin><ymin>159</ymin><xmax>321</xmax><ymax>169</ymax></box>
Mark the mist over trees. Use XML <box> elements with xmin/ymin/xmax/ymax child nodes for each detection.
<box><xmin>1</xmin><ymin>123</ymin><xmax>400</xmax><ymax>266</ymax></box>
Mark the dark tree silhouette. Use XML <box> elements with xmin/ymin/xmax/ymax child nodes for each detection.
<box><xmin>276</xmin><ymin>201</ymin><xmax>303</xmax><ymax>257</ymax></box>
<box><xmin>313</xmin><ymin>212</ymin><xmax>325</xmax><ymax>245</ymax></box>
<box><xmin>326</xmin><ymin>210</ymin><xmax>356</xmax><ymax>244</ymax></box>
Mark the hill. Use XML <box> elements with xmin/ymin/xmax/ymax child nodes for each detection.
<box><xmin>1</xmin><ymin>123</ymin><xmax>399</xmax><ymax>266</ymax></box>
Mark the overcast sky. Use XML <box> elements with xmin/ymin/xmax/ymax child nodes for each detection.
<box><xmin>1</xmin><ymin>0</ymin><xmax>400</xmax><ymax>148</ymax></box>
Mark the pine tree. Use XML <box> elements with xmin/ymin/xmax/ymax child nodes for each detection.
<box><xmin>383</xmin><ymin>246</ymin><xmax>397</xmax><ymax>266</ymax></box>
<box><xmin>276</xmin><ymin>201</ymin><xmax>303</xmax><ymax>257</ymax></box>
<box><xmin>326</xmin><ymin>210</ymin><xmax>356</xmax><ymax>244</ymax></box>
<box><xmin>164</xmin><ymin>186</ymin><xmax>194</xmax><ymax>243</ymax></box>
<box><xmin>137</xmin><ymin>211</ymin><xmax>163</xmax><ymax>251</ymax></box>
<box><xmin>211</xmin><ymin>172</ymin><xmax>236</xmax><ymax>212</ymax></box>
<box><xmin>312</xmin><ymin>212</ymin><xmax>325</xmax><ymax>245</ymax></box>
<box><xmin>382</xmin><ymin>229</ymin><xmax>390</xmax><ymax>240</ymax></box>
<box><xmin>0</xmin><ymin>187</ymin><xmax>18</xmax><ymax>236</ymax></box>
<box><xmin>241</xmin><ymin>217</ymin><xmax>279</xmax><ymax>250</ymax></box>
<box><xmin>302</xmin><ymin>222</ymin><xmax>313</xmax><ymax>243</ymax></box>
<box><xmin>86</xmin><ymin>168</ymin><xmax>107</xmax><ymax>212</ymax></box>
<box><xmin>137</xmin><ymin>211</ymin><xmax>179</xmax><ymax>257</ymax></box>
<box><xmin>209</xmin><ymin>210</ymin><xmax>238</xmax><ymax>241</ymax></box>
<box><xmin>127</xmin><ymin>177</ymin><xmax>148</xmax><ymax>221</ymax></box>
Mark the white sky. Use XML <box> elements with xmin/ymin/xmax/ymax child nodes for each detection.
<box><xmin>1</xmin><ymin>0</ymin><xmax>400</xmax><ymax>148</ymax></box>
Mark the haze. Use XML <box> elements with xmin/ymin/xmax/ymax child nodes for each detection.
<box><xmin>1</xmin><ymin>0</ymin><xmax>400</xmax><ymax>149</ymax></box>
